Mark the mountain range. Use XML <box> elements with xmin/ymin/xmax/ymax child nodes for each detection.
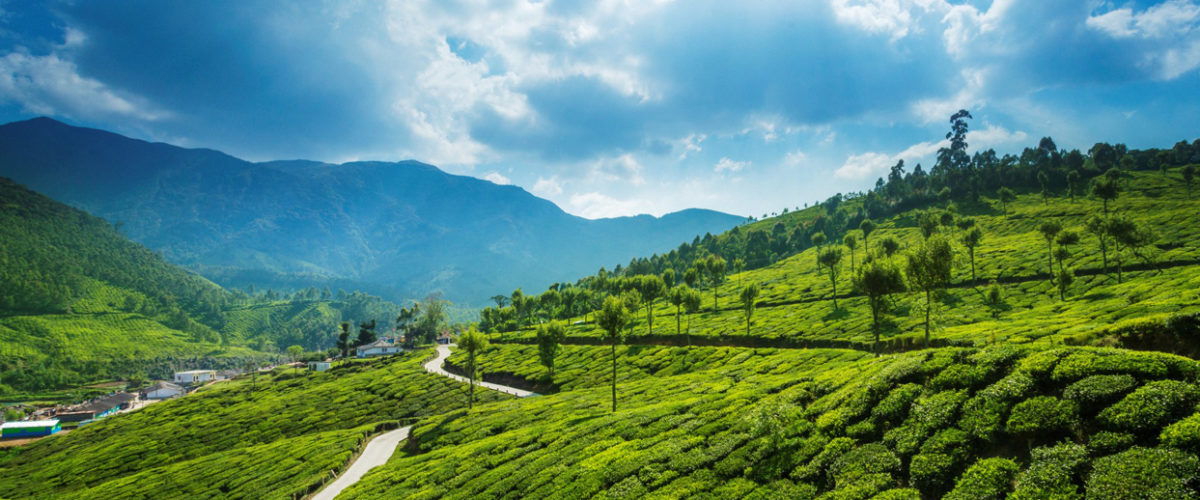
<box><xmin>0</xmin><ymin>117</ymin><xmax>743</xmax><ymax>306</ymax></box>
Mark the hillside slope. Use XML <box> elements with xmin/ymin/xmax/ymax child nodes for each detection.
<box><xmin>0</xmin><ymin>117</ymin><xmax>743</xmax><ymax>305</ymax></box>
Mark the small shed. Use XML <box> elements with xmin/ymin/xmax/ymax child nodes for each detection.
<box><xmin>308</xmin><ymin>361</ymin><xmax>332</xmax><ymax>372</ymax></box>
<box><xmin>1</xmin><ymin>419</ymin><xmax>61</xmax><ymax>438</ymax></box>
<box><xmin>356</xmin><ymin>338</ymin><xmax>401</xmax><ymax>358</ymax></box>
<box><xmin>174</xmin><ymin>370</ymin><xmax>216</xmax><ymax>384</ymax></box>
<box><xmin>143</xmin><ymin>381</ymin><xmax>184</xmax><ymax>399</ymax></box>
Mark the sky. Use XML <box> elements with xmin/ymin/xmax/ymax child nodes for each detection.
<box><xmin>2</xmin><ymin>0</ymin><xmax>1200</xmax><ymax>219</ymax></box>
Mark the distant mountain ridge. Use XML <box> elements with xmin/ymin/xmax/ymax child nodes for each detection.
<box><xmin>0</xmin><ymin>117</ymin><xmax>743</xmax><ymax>305</ymax></box>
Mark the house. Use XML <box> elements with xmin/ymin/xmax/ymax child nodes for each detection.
<box><xmin>174</xmin><ymin>370</ymin><xmax>217</xmax><ymax>385</ymax></box>
<box><xmin>308</xmin><ymin>361</ymin><xmax>332</xmax><ymax>372</ymax></box>
<box><xmin>1</xmin><ymin>419</ymin><xmax>60</xmax><ymax>438</ymax></box>
<box><xmin>356</xmin><ymin>338</ymin><xmax>401</xmax><ymax>358</ymax></box>
<box><xmin>436</xmin><ymin>332</ymin><xmax>453</xmax><ymax>345</ymax></box>
<box><xmin>57</xmin><ymin>393</ymin><xmax>137</xmax><ymax>423</ymax></box>
<box><xmin>142</xmin><ymin>381</ymin><xmax>184</xmax><ymax>399</ymax></box>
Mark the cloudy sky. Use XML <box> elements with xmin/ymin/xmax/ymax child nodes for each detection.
<box><xmin>2</xmin><ymin>1</ymin><xmax>1199</xmax><ymax>219</ymax></box>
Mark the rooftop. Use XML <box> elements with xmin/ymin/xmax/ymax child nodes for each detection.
<box><xmin>175</xmin><ymin>370</ymin><xmax>215</xmax><ymax>375</ymax></box>
<box><xmin>1</xmin><ymin>419</ymin><xmax>59</xmax><ymax>429</ymax></box>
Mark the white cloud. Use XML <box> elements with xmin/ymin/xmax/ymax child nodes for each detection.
<box><xmin>715</xmin><ymin>157</ymin><xmax>749</xmax><ymax>173</ymax></box>
<box><xmin>830</xmin><ymin>0</ymin><xmax>930</xmax><ymax>41</ymax></box>
<box><xmin>531</xmin><ymin>176</ymin><xmax>562</xmax><ymax>196</ymax></box>
<box><xmin>589</xmin><ymin>153</ymin><xmax>645</xmax><ymax>185</ymax></box>
<box><xmin>567</xmin><ymin>191</ymin><xmax>645</xmax><ymax>219</ymax></box>
<box><xmin>783</xmin><ymin>149</ymin><xmax>808</xmax><ymax>167</ymax></box>
<box><xmin>910</xmin><ymin>67</ymin><xmax>990</xmax><ymax>124</ymax></box>
<box><xmin>1087</xmin><ymin>1</ymin><xmax>1200</xmax><ymax>39</ymax></box>
<box><xmin>834</xmin><ymin>152</ymin><xmax>895</xmax><ymax>180</ymax></box>
<box><xmin>0</xmin><ymin>49</ymin><xmax>169</xmax><ymax>123</ymax></box>
<box><xmin>676</xmin><ymin>133</ymin><xmax>706</xmax><ymax>160</ymax></box>
<box><xmin>970</xmin><ymin>124</ymin><xmax>1028</xmax><ymax>150</ymax></box>
<box><xmin>835</xmin><ymin>123</ymin><xmax>1025</xmax><ymax>180</ymax></box>
<box><xmin>483</xmin><ymin>171</ymin><xmax>511</xmax><ymax>185</ymax></box>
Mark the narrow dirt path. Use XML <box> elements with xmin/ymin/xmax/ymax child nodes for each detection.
<box><xmin>310</xmin><ymin>345</ymin><xmax>536</xmax><ymax>499</ymax></box>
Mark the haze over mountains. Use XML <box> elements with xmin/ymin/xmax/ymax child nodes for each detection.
<box><xmin>0</xmin><ymin>117</ymin><xmax>742</xmax><ymax>306</ymax></box>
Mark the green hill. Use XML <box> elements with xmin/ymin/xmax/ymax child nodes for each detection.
<box><xmin>0</xmin><ymin>178</ymin><xmax>399</xmax><ymax>395</ymax></box>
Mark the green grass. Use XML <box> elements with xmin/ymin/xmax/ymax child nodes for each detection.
<box><xmin>0</xmin><ymin>349</ymin><xmax>510</xmax><ymax>499</ymax></box>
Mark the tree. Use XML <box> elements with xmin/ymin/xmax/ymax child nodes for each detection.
<box><xmin>633</xmin><ymin>274</ymin><xmax>666</xmax><ymax>335</ymax></box>
<box><xmin>811</xmin><ymin>232</ymin><xmax>827</xmax><ymax>269</ymax></box>
<box><xmin>818</xmin><ymin>247</ymin><xmax>844</xmax><ymax>309</ymax></box>
<box><xmin>704</xmin><ymin>256</ymin><xmax>727</xmax><ymax>310</ymax></box>
<box><xmin>415</xmin><ymin>294</ymin><xmax>449</xmax><ymax>343</ymax></box>
<box><xmin>682</xmin><ymin>288</ymin><xmax>702</xmax><ymax>347</ymax></box>
<box><xmin>1066</xmin><ymin>171</ymin><xmax>1080</xmax><ymax>201</ymax></box>
<box><xmin>984</xmin><ymin>281</ymin><xmax>1005</xmax><ymax>321</ymax></box>
<box><xmin>962</xmin><ymin>227</ymin><xmax>983</xmax><ymax>283</ymax></box>
<box><xmin>667</xmin><ymin>285</ymin><xmax>689</xmax><ymax>337</ymax></box>
<box><xmin>286</xmin><ymin>345</ymin><xmax>303</xmax><ymax>372</ymax></box>
<box><xmin>1056</xmin><ymin>269</ymin><xmax>1074</xmax><ymax>301</ymax></box>
<box><xmin>1038</xmin><ymin>221</ymin><xmax>1062</xmax><ymax>284</ymax></box>
<box><xmin>880</xmin><ymin>237</ymin><xmax>901</xmax><ymax>258</ymax></box>
<box><xmin>740</xmin><ymin>284</ymin><xmax>760</xmax><ymax>335</ymax></box>
<box><xmin>355</xmin><ymin>319</ymin><xmax>377</xmax><ymax>347</ymax></box>
<box><xmin>907</xmin><ymin>235</ymin><xmax>954</xmax><ymax>348</ymax></box>
<box><xmin>1085</xmin><ymin>216</ymin><xmax>1110</xmax><ymax>277</ymax></box>
<box><xmin>918</xmin><ymin>211</ymin><xmax>940</xmax><ymax>239</ymax></box>
<box><xmin>337</xmin><ymin>322</ymin><xmax>351</xmax><ymax>358</ymax></box>
<box><xmin>998</xmin><ymin>187</ymin><xmax>1016</xmax><ymax>217</ymax></box>
<box><xmin>1054</xmin><ymin>231</ymin><xmax>1080</xmax><ymax>275</ymax></box>
<box><xmin>1037</xmin><ymin>171</ymin><xmax>1050</xmax><ymax>204</ymax></box>
<box><xmin>596</xmin><ymin>296</ymin><xmax>630</xmax><ymax>412</ymax></box>
<box><xmin>489</xmin><ymin>295</ymin><xmax>509</xmax><ymax>308</ymax></box>
<box><xmin>536</xmin><ymin>321</ymin><xmax>566</xmax><ymax>378</ymax></box>
<box><xmin>458</xmin><ymin>327</ymin><xmax>489</xmax><ymax>410</ymax></box>
<box><xmin>854</xmin><ymin>260</ymin><xmax>907</xmax><ymax>356</ymax></box>
<box><xmin>844</xmin><ymin>233</ymin><xmax>859</xmax><ymax>274</ymax></box>
<box><xmin>1183</xmin><ymin>165</ymin><xmax>1196</xmax><ymax>199</ymax></box>
<box><xmin>732</xmin><ymin>258</ymin><xmax>746</xmax><ymax>287</ymax></box>
<box><xmin>860</xmin><ymin>219</ymin><xmax>876</xmax><ymax>254</ymax></box>
<box><xmin>1106</xmin><ymin>217</ymin><xmax>1154</xmax><ymax>283</ymax></box>
<box><xmin>1091</xmin><ymin>177</ymin><xmax>1119</xmax><ymax>216</ymax></box>
<box><xmin>396</xmin><ymin>304</ymin><xmax>420</xmax><ymax>346</ymax></box>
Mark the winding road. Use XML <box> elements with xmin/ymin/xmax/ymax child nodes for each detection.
<box><xmin>310</xmin><ymin>344</ymin><xmax>534</xmax><ymax>499</ymax></box>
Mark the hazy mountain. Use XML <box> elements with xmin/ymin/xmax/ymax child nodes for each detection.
<box><xmin>0</xmin><ymin>117</ymin><xmax>743</xmax><ymax>305</ymax></box>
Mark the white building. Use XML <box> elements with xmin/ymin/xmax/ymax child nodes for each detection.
<box><xmin>143</xmin><ymin>381</ymin><xmax>185</xmax><ymax>399</ymax></box>
<box><xmin>308</xmin><ymin>361</ymin><xmax>332</xmax><ymax>372</ymax></box>
<box><xmin>356</xmin><ymin>338</ymin><xmax>401</xmax><ymax>358</ymax></box>
<box><xmin>174</xmin><ymin>370</ymin><xmax>216</xmax><ymax>385</ymax></box>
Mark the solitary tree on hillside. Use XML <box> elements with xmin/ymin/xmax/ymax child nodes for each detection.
<box><xmin>984</xmin><ymin>281</ymin><xmax>1006</xmax><ymax>321</ymax></box>
<box><xmin>1091</xmin><ymin>177</ymin><xmax>1119</xmax><ymax>215</ymax></box>
<box><xmin>854</xmin><ymin>260</ymin><xmax>907</xmax><ymax>356</ymax></box>
<box><xmin>962</xmin><ymin>227</ymin><xmax>983</xmax><ymax>283</ymax></box>
<box><xmin>732</xmin><ymin>258</ymin><xmax>746</xmax><ymax>287</ymax></box>
<box><xmin>844</xmin><ymin>233</ymin><xmax>859</xmax><ymax>274</ymax></box>
<box><xmin>682</xmin><ymin>287</ymin><xmax>702</xmax><ymax>348</ymax></box>
<box><xmin>1037</xmin><ymin>171</ymin><xmax>1051</xmax><ymax>204</ymax></box>
<box><xmin>860</xmin><ymin>219</ymin><xmax>876</xmax><ymax>254</ymax></box>
<box><xmin>1056</xmin><ymin>269</ymin><xmax>1074</xmax><ymax>301</ymax></box>
<box><xmin>1183</xmin><ymin>165</ymin><xmax>1196</xmax><ymax>199</ymax></box>
<box><xmin>704</xmin><ymin>256</ymin><xmax>727</xmax><ymax>310</ymax></box>
<box><xmin>907</xmin><ymin>235</ymin><xmax>954</xmax><ymax>348</ymax></box>
<box><xmin>998</xmin><ymin>187</ymin><xmax>1016</xmax><ymax>217</ymax></box>
<box><xmin>1054</xmin><ymin>231</ymin><xmax>1080</xmax><ymax>275</ymax></box>
<box><xmin>458</xmin><ymin>327</ymin><xmax>489</xmax><ymax>410</ymax></box>
<box><xmin>1066</xmin><ymin>171</ymin><xmax>1080</xmax><ymax>201</ymax></box>
<box><xmin>818</xmin><ymin>247</ymin><xmax>844</xmax><ymax>309</ymax></box>
<box><xmin>596</xmin><ymin>296</ymin><xmax>630</xmax><ymax>412</ymax></box>
<box><xmin>1038</xmin><ymin>221</ymin><xmax>1062</xmax><ymax>284</ymax></box>
<box><xmin>286</xmin><ymin>345</ymin><xmax>303</xmax><ymax>372</ymax></box>
<box><xmin>918</xmin><ymin>211</ymin><xmax>940</xmax><ymax>239</ymax></box>
<box><xmin>536</xmin><ymin>320</ymin><xmax>566</xmax><ymax>379</ymax></box>
<box><xmin>1107</xmin><ymin>217</ymin><xmax>1155</xmax><ymax>284</ymax></box>
<box><xmin>740</xmin><ymin>284</ymin><xmax>760</xmax><ymax>335</ymax></box>
<box><xmin>667</xmin><ymin>285</ymin><xmax>689</xmax><ymax>337</ymax></box>
<box><xmin>811</xmin><ymin>232</ymin><xmax>827</xmax><ymax>270</ymax></box>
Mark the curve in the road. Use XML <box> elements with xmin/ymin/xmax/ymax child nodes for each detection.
<box><xmin>310</xmin><ymin>345</ymin><xmax>535</xmax><ymax>499</ymax></box>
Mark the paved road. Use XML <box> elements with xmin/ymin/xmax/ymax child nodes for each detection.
<box><xmin>310</xmin><ymin>345</ymin><xmax>536</xmax><ymax>499</ymax></box>
<box><xmin>423</xmin><ymin>344</ymin><xmax>538</xmax><ymax>397</ymax></box>
<box><xmin>310</xmin><ymin>425</ymin><xmax>411</xmax><ymax>500</ymax></box>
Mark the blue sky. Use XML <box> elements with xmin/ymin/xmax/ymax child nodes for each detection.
<box><xmin>2</xmin><ymin>1</ymin><xmax>1199</xmax><ymax>219</ymax></box>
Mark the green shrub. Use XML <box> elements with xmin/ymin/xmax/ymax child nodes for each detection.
<box><xmin>1010</xmin><ymin>442</ymin><xmax>1087</xmax><ymax>500</ymax></box>
<box><xmin>958</xmin><ymin>372</ymin><xmax>1035</xmax><ymax>441</ymax></box>
<box><xmin>794</xmin><ymin>437</ymin><xmax>855</xmax><ymax>486</ymax></box>
<box><xmin>845</xmin><ymin>420</ymin><xmax>877</xmax><ymax>441</ymax></box>
<box><xmin>1051</xmin><ymin>350</ymin><xmax>1168</xmax><ymax>382</ymax></box>
<box><xmin>1015</xmin><ymin>349</ymin><xmax>1068</xmax><ymax>380</ymax></box>
<box><xmin>818</xmin><ymin>473</ymin><xmax>893</xmax><ymax>500</ymax></box>
<box><xmin>1087</xmin><ymin>431</ymin><xmax>1136</xmax><ymax>456</ymax></box>
<box><xmin>909</xmin><ymin>453</ymin><xmax>955</xmax><ymax>497</ymax></box>
<box><xmin>1085</xmin><ymin>447</ymin><xmax>1200</xmax><ymax>499</ymax></box>
<box><xmin>828</xmin><ymin>443</ymin><xmax>900</xmax><ymax>487</ymax></box>
<box><xmin>909</xmin><ymin>390</ymin><xmax>967</xmax><ymax>430</ymax></box>
<box><xmin>930</xmin><ymin>364</ymin><xmax>985</xmax><ymax>391</ymax></box>
<box><xmin>1099</xmin><ymin>380</ymin><xmax>1200</xmax><ymax>434</ymax></box>
<box><xmin>871</xmin><ymin>384</ymin><xmax>922</xmax><ymax>427</ymax></box>
<box><xmin>869</xmin><ymin>488</ymin><xmax>920</xmax><ymax>499</ymax></box>
<box><xmin>881</xmin><ymin>425</ymin><xmax>926</xmax><ymax>459</ymax></box>
<box><xmin>1062</xmin><ymin>374</ymin><xmax>1137</xmax><ymax>414</ymax></box>
<box><xmin>1006</xmin><ymin>396</ymin><xmax>1079</xmax><ymax>436</ymax></box>
<box><xmin>920</xmin><ymin>429</ymin><xmax>970</xmax><ymax>462</ymax></box>
<box><xmin>944</xmin><ymin>457</ymin><xmax>1019</xmax><ymax>500</ymax></box>
<box><xmin>1160</xmin><ymin>413</ymin><xmax>1200</xmax><ymax>452</ymax></box>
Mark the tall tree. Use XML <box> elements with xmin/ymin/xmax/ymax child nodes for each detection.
<box><xmin>337</xmin><ymin>322</ymin><xmax>351</xmax><ymax>359</ymax></box>
<box><xmin>906</xmin><ymin>235</ymin><xmax>954</xmax><ymax>348</ymax></box>
<box><xmin>962</xmin><ymin>227</ymin><xmax>983</xmax><ymax>283</ymax></box>
<box><xmin>596</xmin><ymin>296</ymin><xmax>630</xmax><ymax>412</ymax></box>
<box><xmin>1066</xmin><ymin>171</ymin><xmax>1080</xmax><ymax>201</ymax></box>
<box><xmin>536</xmin><ymin>320</ymin><xmax>566</xmax><ymax>378</ymax></box>
<box><xmin>634</xmin><ymin>274</ymin><xmax>666</xmax><ymax>335</ymax></box>
<box><xmin>844</xmin><ymin>233</ymin><xmax>859</xmax><ymax>274</ymax></box>
<box><xmin>667</xmin><ymin>285</ymin><xmax>689</xmax><ymax>337</ymax></box>
<box><xmin>1054</xmin><ymin>231</ymin><xmax>1080</xmax><ymax>275</ymax></box>
<box><xmin>818</xmin><ymin>247</ymin><xmax>844</xmax><ymax>309</ymax></box>
<box><xmin>458</xmin><ymin>327</ymin><xmax>489</xmax><ymax>410</ymax></box>
<box><xmin>732</xmin><ymin>258</ymin><xmax>746</xmax><ymax>287</ymax></box>
<box><xmin>1091</xmin><ymin>177</ymin><xmax>1119</xmax><ymax>216</ymax></box>
<box><xmin>286</xmin><ymin>345</ymin><xmax>303</xmax><ymax>372</ymax></box>
<box><xmin>1085</xmin><ymin>216</ymin><xmax>1110</xmax><ymax>277</ymax></box>
<box><xmin>853</xmin><ymin>260</ymin><xmax>907</xmax><ymax>356</ymax></box>
<box><xmin>880</xmin><ymin>237</ymin><xmax>901</xmax><ymax>258</ymax></box>
<box><xmin>704</xmin><ymin>256</ymin><xmax>727</xmax><ymax>310</ymax></box>
<box><xmin>740</xmin><ymin>284</ymin><xmax>760</xmax><ymax>335</ymax></box>
<box><xmin>997</xmin><ymin>187</ymin><xmax>1016</xmax><ymax>218</ymax></box>
<box><xmin>811</xmin><ymin>232</ymin><xmax>827</xmax><ymax>270</ymax></box>
<box><xmin>859</xmin><ymin>219</ymin><xmax>876</xmax><ymax>254</ymax></box>
<box><xmin>1038</xmin><ymin>221</ymin><xmax>1062</xmax><ymax>284</ymax></box>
